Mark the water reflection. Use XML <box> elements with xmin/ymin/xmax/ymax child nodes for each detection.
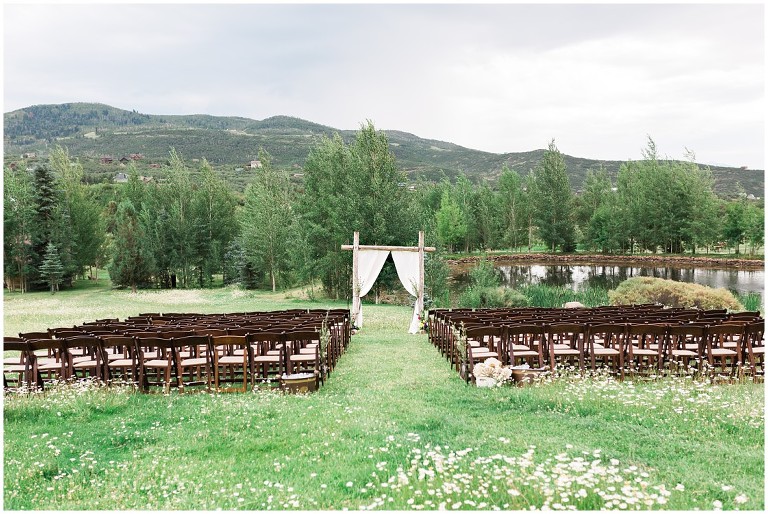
<box><xmin>454</xmin><ymin>263</ymin><xmax>764</xmax><ymax>296</ymax></box>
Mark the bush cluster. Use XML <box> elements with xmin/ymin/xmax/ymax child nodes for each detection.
<box><xmin>457</xmin><ymin>258</ymin><xmax>529</xmax><ymax>308</ymax></box>
<box><xmin>459</xmin><ymin>286</ymin><xmax>529</xmax><ymax>309</ymax></box>
<box><xmin>608</xmin><ymin>277</ymin><xmax>743</xmax><ymax>310</ymax></box>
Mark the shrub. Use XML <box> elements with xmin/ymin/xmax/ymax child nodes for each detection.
<box><xmin>456</xmin><ymin>257</ymin><xmax>529</xmax><ymax>308</ymax></box>
<box><xmin>458</xmin><ymin>286</ymin><xmax>529</xmax><ymax>308</ymax></box>
<box><xmin>468</xmin><ymin>257</ymin><xmax>501</xmax><ymax>289</ymax></box>
<box><xmin>608</xmin><ymin>277</ymin><xmax>743</xmax><ymax>310</ymax></box>
<box><xmin>520</xmin><ymin>285</ymin><xmax>610</xmax><ymax>308</ymax></box>
<box><xmin>735</xmin><ymin>292</ymin><xmax>764</xmax><ymax>313</ymax></box>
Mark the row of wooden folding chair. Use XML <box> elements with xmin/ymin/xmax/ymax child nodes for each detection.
<box><xmin>445</xmin><ymin>319</ymin><xmax>764</xmax><ymax>383</ymax></box>
<box><xmin>429</xmin><ymin>306</ymin><xmax>761</xmax><ymax>363</ymax></box>
<box><xmin>3</xmin><ymin>336</ymin><xmax>103</xmax><ymax>390</ymax></box>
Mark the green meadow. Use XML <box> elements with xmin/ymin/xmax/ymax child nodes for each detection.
<box><xmin>3</xmin><ymin>281</ymin><xmax>764</xmax><ymax>510</ymax></box>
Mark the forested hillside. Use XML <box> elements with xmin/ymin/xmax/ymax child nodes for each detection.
<box><xmin>4</xmin><ymin>102</ymin><xmax>763</xmax><ymax>196</ymax></box>
<box><xmin>5</xmin><ymin>124</ymin><xmax>763</xmax><ymax>297</ymax></box>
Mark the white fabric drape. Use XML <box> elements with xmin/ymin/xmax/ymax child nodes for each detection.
<box><xmin>391</xmin><ymin>251</ymin><xmax>422</xmax><ymax>334</ymax></box>
<box><xmin>354</xmin><ymin>249</ymin><xmax>390</xmax><ymax>328</ymax></box>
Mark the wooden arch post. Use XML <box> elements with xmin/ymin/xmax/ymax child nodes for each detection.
<box><xmin>342</xmin><ymin>231</ymin><xmax>435</xmax><ymax>330</ymax></box>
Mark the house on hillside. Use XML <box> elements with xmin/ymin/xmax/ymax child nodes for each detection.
<box><xmin>130</xmin><ymin>153</ymin><xmax>144</xmax><ymax>160</ymax></box>
<box><xmin>22</xmin><ymin>152</ymin><xmax>36</xmax><ymax>159</ymax></box>
<box><xmin>114</xmin><ymin>173</ymin><xmax>153</xmax><ymax>184</ymax></box>
<box><xmin>250</xmin><ymin>160</ymin><xmax>263</xmax><ymax>169</ymax></box>
<box><xmin>149</xmin><ymin>163</ymin><xmax>161</xmax><ymax>169</ymax></box>
<box><xmin>100</xmin><ymin>156</ymin><xmax>114</xmax><ymax>164</ymax></box>
<box><xmin>119</xmin><ymin>157</ymin><xmax>130</xmax><ymax>164</ymax></box>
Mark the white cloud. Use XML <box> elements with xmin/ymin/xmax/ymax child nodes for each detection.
<box><xmin>3</xmin><ymin>3</ymin><xmax>764</xmax><ymax>168</ymax></box>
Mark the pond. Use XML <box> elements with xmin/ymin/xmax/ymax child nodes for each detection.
<box><xmin>450</xmin><ymin>262</ymin><xmax>765</xmax><ymax>297</ymax></box>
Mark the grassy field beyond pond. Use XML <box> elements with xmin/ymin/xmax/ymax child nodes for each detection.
<box><xmin>3</xmin><ymin>283</ymin><xmax>764</xmax><ymax>510</ymax></box>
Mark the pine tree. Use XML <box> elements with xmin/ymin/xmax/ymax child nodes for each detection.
<box><xmin>39</xmin><ymin>242</ymin><xmax>64</xmax><ymax>293</ymax></box>
<box><xmin>109</xmin><ymin>200</ymin><xmax>155</xmax><ymax>293</ymax></box>
<box><xmin>191</xmin><ymin>159</ymin><xmax>238</xmax><ymax>287</ymax></box>
<box><xmin>30</xmin><ymin>164</ymin><xmax>63</xmax><ymax>290</ymax></box>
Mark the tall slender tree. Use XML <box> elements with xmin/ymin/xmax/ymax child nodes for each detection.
<box><xmin>498</xmin><ymin>165</ymin><xmax>527</xmax><ymax>251</ymax></box>
<box><xmin>3</xmin><ymin>165</ymin><xmax>36</xmax><ymax>292</ymax></box>
<box><xmin>529</xmin><ymin>140</ymin><xmax>576</xmax><ymax>252</ymax></box>
<box><xmin>240</xmin><ymin>149</ymin><xmax>295</xmax><ymax>291</ymax></box>
<box><xmin>435</xmin><ymin>189</ymin><xmax>467</xmax><ymax>252</ymax></box>
<box><xmin>109</xmin><ymin>200</ymin><xmax>155</xmax><ymax>293</ymax></box>
<box><xmin>299</xmin><ymin>121</ymin><xmax>412</xmax><ymax>298</ymax></box>
<box><xmin>50</xmin><ymin>145</ymin><xmax>105</xmax><ymax>279</ymax></box>
<box><xmin>298</xmin><ymin>133</ymin><xmax>353</xmax><ymax>298</ymax></box>
<box><xmin>191</xmin><ymin>159</ymin><xmax>238</xmax><ymax>287</ymax></box>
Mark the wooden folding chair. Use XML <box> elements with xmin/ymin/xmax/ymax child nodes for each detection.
<box><xmin>703</xmin><ymin>324</ymin><xmax>743</xmax><ymax>379</ymax></box>
<box><xmin>666</xmin><ymin>324</ymin><xmax>706</xmax><ymax>374</ymax></box>
<box><xmin>584</xmin><ymin>323</ymin><xmax>626</xmax><ymax>378</ymax></box>
<box><xmin>210</xmin><ymin>335</ymin><xmax>251</xmax><ymax>392</ymax></box>
<box><xmin>742</xmin><ymin>320</ymin><xmax>764</xmax><ymax>382</ymax></box>
<box><xmin>99</xmin><ymin>335</ymin><xmax>139</xmax><ymax>386</ymax></box>
<box><xmin>135</xmin><ymin>337</ymin><xmax>180</xmax><ymax>393</ymax></box>
<box><xmin>285</xmin><ymin>329</ymin><xmax>322</xmax><ymax>384</ymax></box>
<box><xmin>545</xmin><ymin>323</ymin><xmax>587</xmax><ymax>372</ymax></box>
<box><xmin>172</xmin><ymin>335</ymin><xmax>212</xmax><ymax>391</ymax></box>
<box><xmin>59</xmin><ymin>336</ymin><xmax>104</xmax><ymax>381</ymax></box>
<box><xmin>249</xmin><ymin>331</ymin><xmax>286</xmax><ymax>386</ymax></box>
<box><xmin>503</xmin><ymin>324</ymin><xmax>546</xmax><ymax>369</ymax></box>
<box><xmin>27</xmin><ymin>339</ymin><xmax>68</xmax><ymax>389</ymax></box>
<box><xmin>4</xmin><ymin>339</ymin><xmax>34</xmax><ymax>391</ymax></box>
<box><xmin>625</xmin><ymin>323</ymin><xmax>667</xmax><ymax>376</ymax></box>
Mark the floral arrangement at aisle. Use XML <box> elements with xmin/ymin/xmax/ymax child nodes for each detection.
<box><xmin>473</xmin><ymin>357</ymin><xmax>512</xmax><ymax>387</ymax></box>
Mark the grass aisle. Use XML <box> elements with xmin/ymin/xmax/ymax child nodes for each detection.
<box><xmin>3</xmin><ymin>286</ymin><xmax>765</xmax><ymax>510</ymax></box>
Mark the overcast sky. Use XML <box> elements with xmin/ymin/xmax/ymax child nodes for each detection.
<box><xmin>3</xmin><ymin>2</ymin><xmax>765</xmax><ymax>169</ymax></box>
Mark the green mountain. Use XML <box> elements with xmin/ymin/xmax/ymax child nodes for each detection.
<box><xmin>4</xmin><ymin>102</ymin><xmax>763</xmax><ymax>196</ymax></box>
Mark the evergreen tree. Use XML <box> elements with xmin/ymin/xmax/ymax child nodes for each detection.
<box><xmin>39</xmin><ymin>242</ymin><xmax>64</xmax><ymax>293</ymax></box>
<box><xmin>530</xmin><ymin>140</ymin><xmax>576</xmax><ymax>252</ymax></box>
<box><xmin>191</xmin><ymin>159</ymin><xmax>238</xmax><ymax>287</ymax></box>
<box><xmin>109</xmin><ymin>200</ymin><xmax>155</xmax><ymax>293</ymax></box>
<box><xmin>30</xmin><ymin>164</ymin><xmax>67</xmax><ymax>290</ymax></box>
<box><xmin>50</xmin><ymin>145</ymin><xmax>105</xmax><ymax>279</ymax></box>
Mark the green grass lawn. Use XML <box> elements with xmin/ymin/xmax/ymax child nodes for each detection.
<box><xmin>3</xmin><ymin>281</ymin><xmax>764</xmax><ymax>510</ymax></box>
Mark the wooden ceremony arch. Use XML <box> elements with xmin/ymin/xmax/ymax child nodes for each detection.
<box><xmin>342</xmin><ymin>231</ymin><xmax>436</xmax><ymax>332</ymax></box>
